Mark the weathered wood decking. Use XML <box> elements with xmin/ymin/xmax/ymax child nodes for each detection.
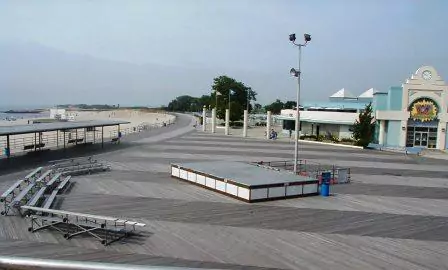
<box><xmin>0</xmin><ymin>115</ymin><xmax>447</xmax><ymax>269</ymax></box>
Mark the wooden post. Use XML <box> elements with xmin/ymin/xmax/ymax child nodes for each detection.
<box><xmin>101</xmin><ymin>126</ymin><xmax>104</xmax><ymax>148</ymax></box>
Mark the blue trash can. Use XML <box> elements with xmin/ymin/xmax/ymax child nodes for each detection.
<box><xmin>321</xmin><ymin>183</ymin><xmax>330</xmax><ymax>197</ymax></box>
<box><xmin>321</xmin><ymin>172</ymin><xmax>331</xmax><ymax>197</ymax></box>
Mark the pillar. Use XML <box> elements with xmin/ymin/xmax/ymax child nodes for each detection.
<box><xmin>243</xmin><ymin>110</ymin><xmax>248</xmax><ymax>137</ymax></box>
<box><xmin>266</xmin><ymin>111</ymin><xmax>272</xmax><ymax>139</ymax></box>
<box><xmin>6</xmin><ymin>135</ymin><xmax>10</xmax><ymax>158</ymax></box>
<box><xmin>437</xmin><ymin>121</ymin><xmax>447</xmax><ymax>150</ymax></box>
<box><xmin>202</xmin><ymin>106</ymin><xmax>206</xmax><ymax>132</ymax></box>
<box><xmin>379</xmin><ymin>120</ymin><xmax>386</xmax><ymax>145</ymax></box>
<box><xmin>225</xmin><ymin>109</ymin><xmax>230</xmax><ymax>135</ymax></box>
<box><xmin>211</xmin><ymin>108</ymin><xmax>216</xmax><ymax>133</ymax></box>
<box><xmin>399</xmin><ymin>120</ymin><xmax>407</xmax><ymax>147</ymax></box>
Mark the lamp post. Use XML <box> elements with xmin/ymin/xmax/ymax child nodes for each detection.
<box><xmin>290</xmin><ymin>33</ymin><xmax>311</xmax><ymax>174</ymax></box>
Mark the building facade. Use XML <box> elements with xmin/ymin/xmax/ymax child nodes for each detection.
<box><xmin>373</xmin><ymin>66</ymin><xmax>448</xmax><ymax>150</ymax></box>
<box><xmin>277</xmin><ymin>89</ymin><xmax>373</xmax><ymax>139</ymax></box>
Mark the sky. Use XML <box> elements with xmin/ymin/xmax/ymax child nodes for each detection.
<box><xmin>0</xmin><ymin>0</ymin><xmax>447</xmax><ymax>108</ymax></box>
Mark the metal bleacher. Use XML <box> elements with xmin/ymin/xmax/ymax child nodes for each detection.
<box><xmin>1</xmin><ymin>167</ymin><xmax>71</xmax><ymax>216</ymax></box>
<box><xmin>49</xmin><ymin>156</ymin><xmax>111</xmax><ymax>176</ymax></box>
<box><xmin>1</xmin><ymin>167</ymin><xmax>44</xmax><ymax>216</ymax></box>
<box><xmin>22</xmin><ymin>206</ymin><xmax>146</xmax><ymax>246</ymax></box>
<box><xmin>1</xmin><ymin>160</ymin><xmax>143</xmax><ymax>245</ymax></box>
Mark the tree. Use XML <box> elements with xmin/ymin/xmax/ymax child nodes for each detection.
<box><xmin>352</xmin><ymin>102</ymin><xmax>376</xmax><ymax>147</ymax></box>
<box><xmin>167</xmin><ymin>95</ymin><xmax>210</xmax><ymax>112</ymax></box>
<box><xmin>264</xmin><ymin>99</ymin><xmax>284</xmax><ymax>114</ymax></box>
<box><xmin>211</xmin><ymin>75</ymin><xmax>257</xmax><ymax>121</ymax></box>
<box><xmin>283</xmin><ymin>100</ymin><xmax>297</xmax><ymax>109</ymax></box>
<box><xmin>253</xmin><ymin>103</ymin><xmax>264</xmax><ymax>114</ymax></box>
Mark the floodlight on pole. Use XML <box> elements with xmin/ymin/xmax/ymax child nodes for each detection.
<box><xmin>289</xmin><ymin>32</ymin><xmax>311</xmax><ymax>174</ymax></box>
<box><xmin>290</xmin><ymin>68</ymin><xmax>300</xmax><ymax>77</ymax></box>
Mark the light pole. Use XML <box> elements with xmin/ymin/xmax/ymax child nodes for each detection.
<box><xmin>290</xmin><ymin>33</ymin><xmax>311</xmax><ymax>174</ymax></box>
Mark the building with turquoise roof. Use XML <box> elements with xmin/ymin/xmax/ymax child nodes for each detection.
<box><xmin>277</xmin><ymin>65</ymin><xmax>448</xmax><ymax>150</ymax></box>
<box><xmin>277</xmin><ymin>88</ymin><xmax>373</xmax><ymax>139</ymax></box>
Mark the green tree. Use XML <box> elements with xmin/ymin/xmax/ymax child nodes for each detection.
<box><xmin>264</xmin><ymin>99</ymin><xmax>284</xmax><ymax>114</ymax></box>
<box><xmin>211</xmin><ymin>75</ymin><xmax>257</xmax><ymax>121</ymax></box>
<box><xmin>253</xmin><ymin>103</ymin><xmax>264</xmax><ymax>113</ymax></box>
<box><xmin>283</xmin><ymin>100</ymin><xmax>297</xmax><ymax>109</ymax></box>
<box><xmin>167</xmin><ymin>95</ymin><xmax>201</xmax><ymax>112</ymax></box>
<box><xmin>352</xmin><ymin>102</ymin><xmax>376</xmax><ymax>147</ymax></box>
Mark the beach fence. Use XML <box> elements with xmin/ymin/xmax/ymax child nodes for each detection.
<box><xmin>255</xmin><ymin>160</ymin><xmax>351</xmax><ymax>184</ymax></box>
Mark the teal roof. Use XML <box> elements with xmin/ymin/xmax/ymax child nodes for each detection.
<box><xmin>302</xmin><ymin>101</ymin><xmax>369</xmax><ymax>110</ymax></box>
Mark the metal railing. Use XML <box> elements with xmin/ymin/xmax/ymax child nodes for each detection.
<box><xmin>0</xmin><ymin>255</ymin><xmax>225</xmax><ymax>270</ymax></box>
<box><xmin>256</xmin><ymin>160</ymin><xmax>351</xmax><ymax>184</ymax></box>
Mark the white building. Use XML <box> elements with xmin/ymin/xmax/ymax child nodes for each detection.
<box><xmin>277</xmin><ymin>88</ymin><xmax>374</xmax><ymax>139</ymax></box>
<box><xmin>49</xmin><ymin>109</ymin><xmax>67</xmax><ymax>120</ymax></box>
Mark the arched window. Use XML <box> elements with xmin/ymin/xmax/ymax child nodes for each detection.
<box><xmin>408</xmin><ymin>98</ymin><xmax>439</xmax><ymax>122</ymax></box>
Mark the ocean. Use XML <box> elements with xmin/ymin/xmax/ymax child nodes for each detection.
<box><xmin>0</xmin><ymin>106</ymin><xmax>50</xmax><ymax>122</ymax></box>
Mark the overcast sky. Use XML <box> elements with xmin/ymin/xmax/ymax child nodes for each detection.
<box><xmin>0</xmin><ymin>0</ymin><xmax>447</xmax><ymax>108</ymax></box>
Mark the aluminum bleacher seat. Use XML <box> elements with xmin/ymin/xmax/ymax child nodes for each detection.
<box><xmin>42</xmin><ymin>190</ymin><xmax>58</xmax><ymax>209</ymax></box>
<box><xmin>56</xmin><ymin>176</ymin><xmax>71</xmax><ymax>194</ymax></box>
<box><xmin>24</xmin><ymin>167</ymin><xmax>43</xmax><ymax>183</ymax></box>
<box><xmin>35</xmin><ymin>170</ymin><xmax>53</xmax><ymax>186</ymax></box>
<box><xmin>27</xmin><ymin>187</ymin><xmax>47</xmax><ymax>208</ymax></box>
<box><xmin>46</xmin><ymin>173</ymin><xmax>62</xmax><ymax>188</ymax></box>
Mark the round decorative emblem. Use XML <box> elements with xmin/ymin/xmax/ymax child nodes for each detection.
<box><xmin>410</xmin><ymin>99</ymin><xmax>437</xmax><ymax>122</ymax></box>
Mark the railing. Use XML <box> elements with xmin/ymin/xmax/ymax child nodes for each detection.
<box><xmin>0</xmin><ymin>256</ymin><xmax>212</xmax><ymax>270</ymax></box>
<box><xmin>256</xmin><ymin>160</ymin><xmax>351</xmax><ymax>184</ymax></box>
<box><xmin>108</xmin><ymin>118</ymin><xmax>176</xmax><ymax>138</ymax></box>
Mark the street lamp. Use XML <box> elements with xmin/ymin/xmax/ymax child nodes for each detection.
<box><xmin>290</xmin><ymin>33</ymin><xmax>311</xmax><ymax>174</ymax></box>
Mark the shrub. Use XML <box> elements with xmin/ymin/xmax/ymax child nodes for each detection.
<box><xmin>231</xmin><ymin>121</ymin><xmax>244</xmax><ymax>127</ymax></box>
<box><xmin>340</xmin><ymin>137</ymin><xmax>354</xmax><ymax>143</ymax></box>
<box><xmin>299</xmin><ymin>135</ymin><xmax>317</xmax><ymax>140</ymax></box>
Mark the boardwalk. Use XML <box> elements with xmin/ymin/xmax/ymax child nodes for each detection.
<box><xmin>0</xmin><ymin>114</ymin><xmax>448</xmax><ymax>269</ymax></box>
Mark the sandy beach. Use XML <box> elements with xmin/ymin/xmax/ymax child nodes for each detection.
<box><xmin>0</xmin><ymin>109</ymin><xmax>175</xmax><ymax>155</ymax></box>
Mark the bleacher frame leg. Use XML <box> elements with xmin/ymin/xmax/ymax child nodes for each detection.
<box><xmin>28</xmin><ymin>216</ymin><xmax>65</xmax><ymax>234</ymax></box>
<box><xmin>1</xmin><ymin>200</ymin><xmax>11</xmax><ymax>216</ymax></box>
<box><xmin>63</xmin><ymin>222</ymin><xmax>125</xmax><ymax>246</ymax></box>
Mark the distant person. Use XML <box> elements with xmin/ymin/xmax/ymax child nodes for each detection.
<box><xmin>289</xmin><ymin>129</ymin><xmax>292</xmax><ymax>138</ymax></box>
